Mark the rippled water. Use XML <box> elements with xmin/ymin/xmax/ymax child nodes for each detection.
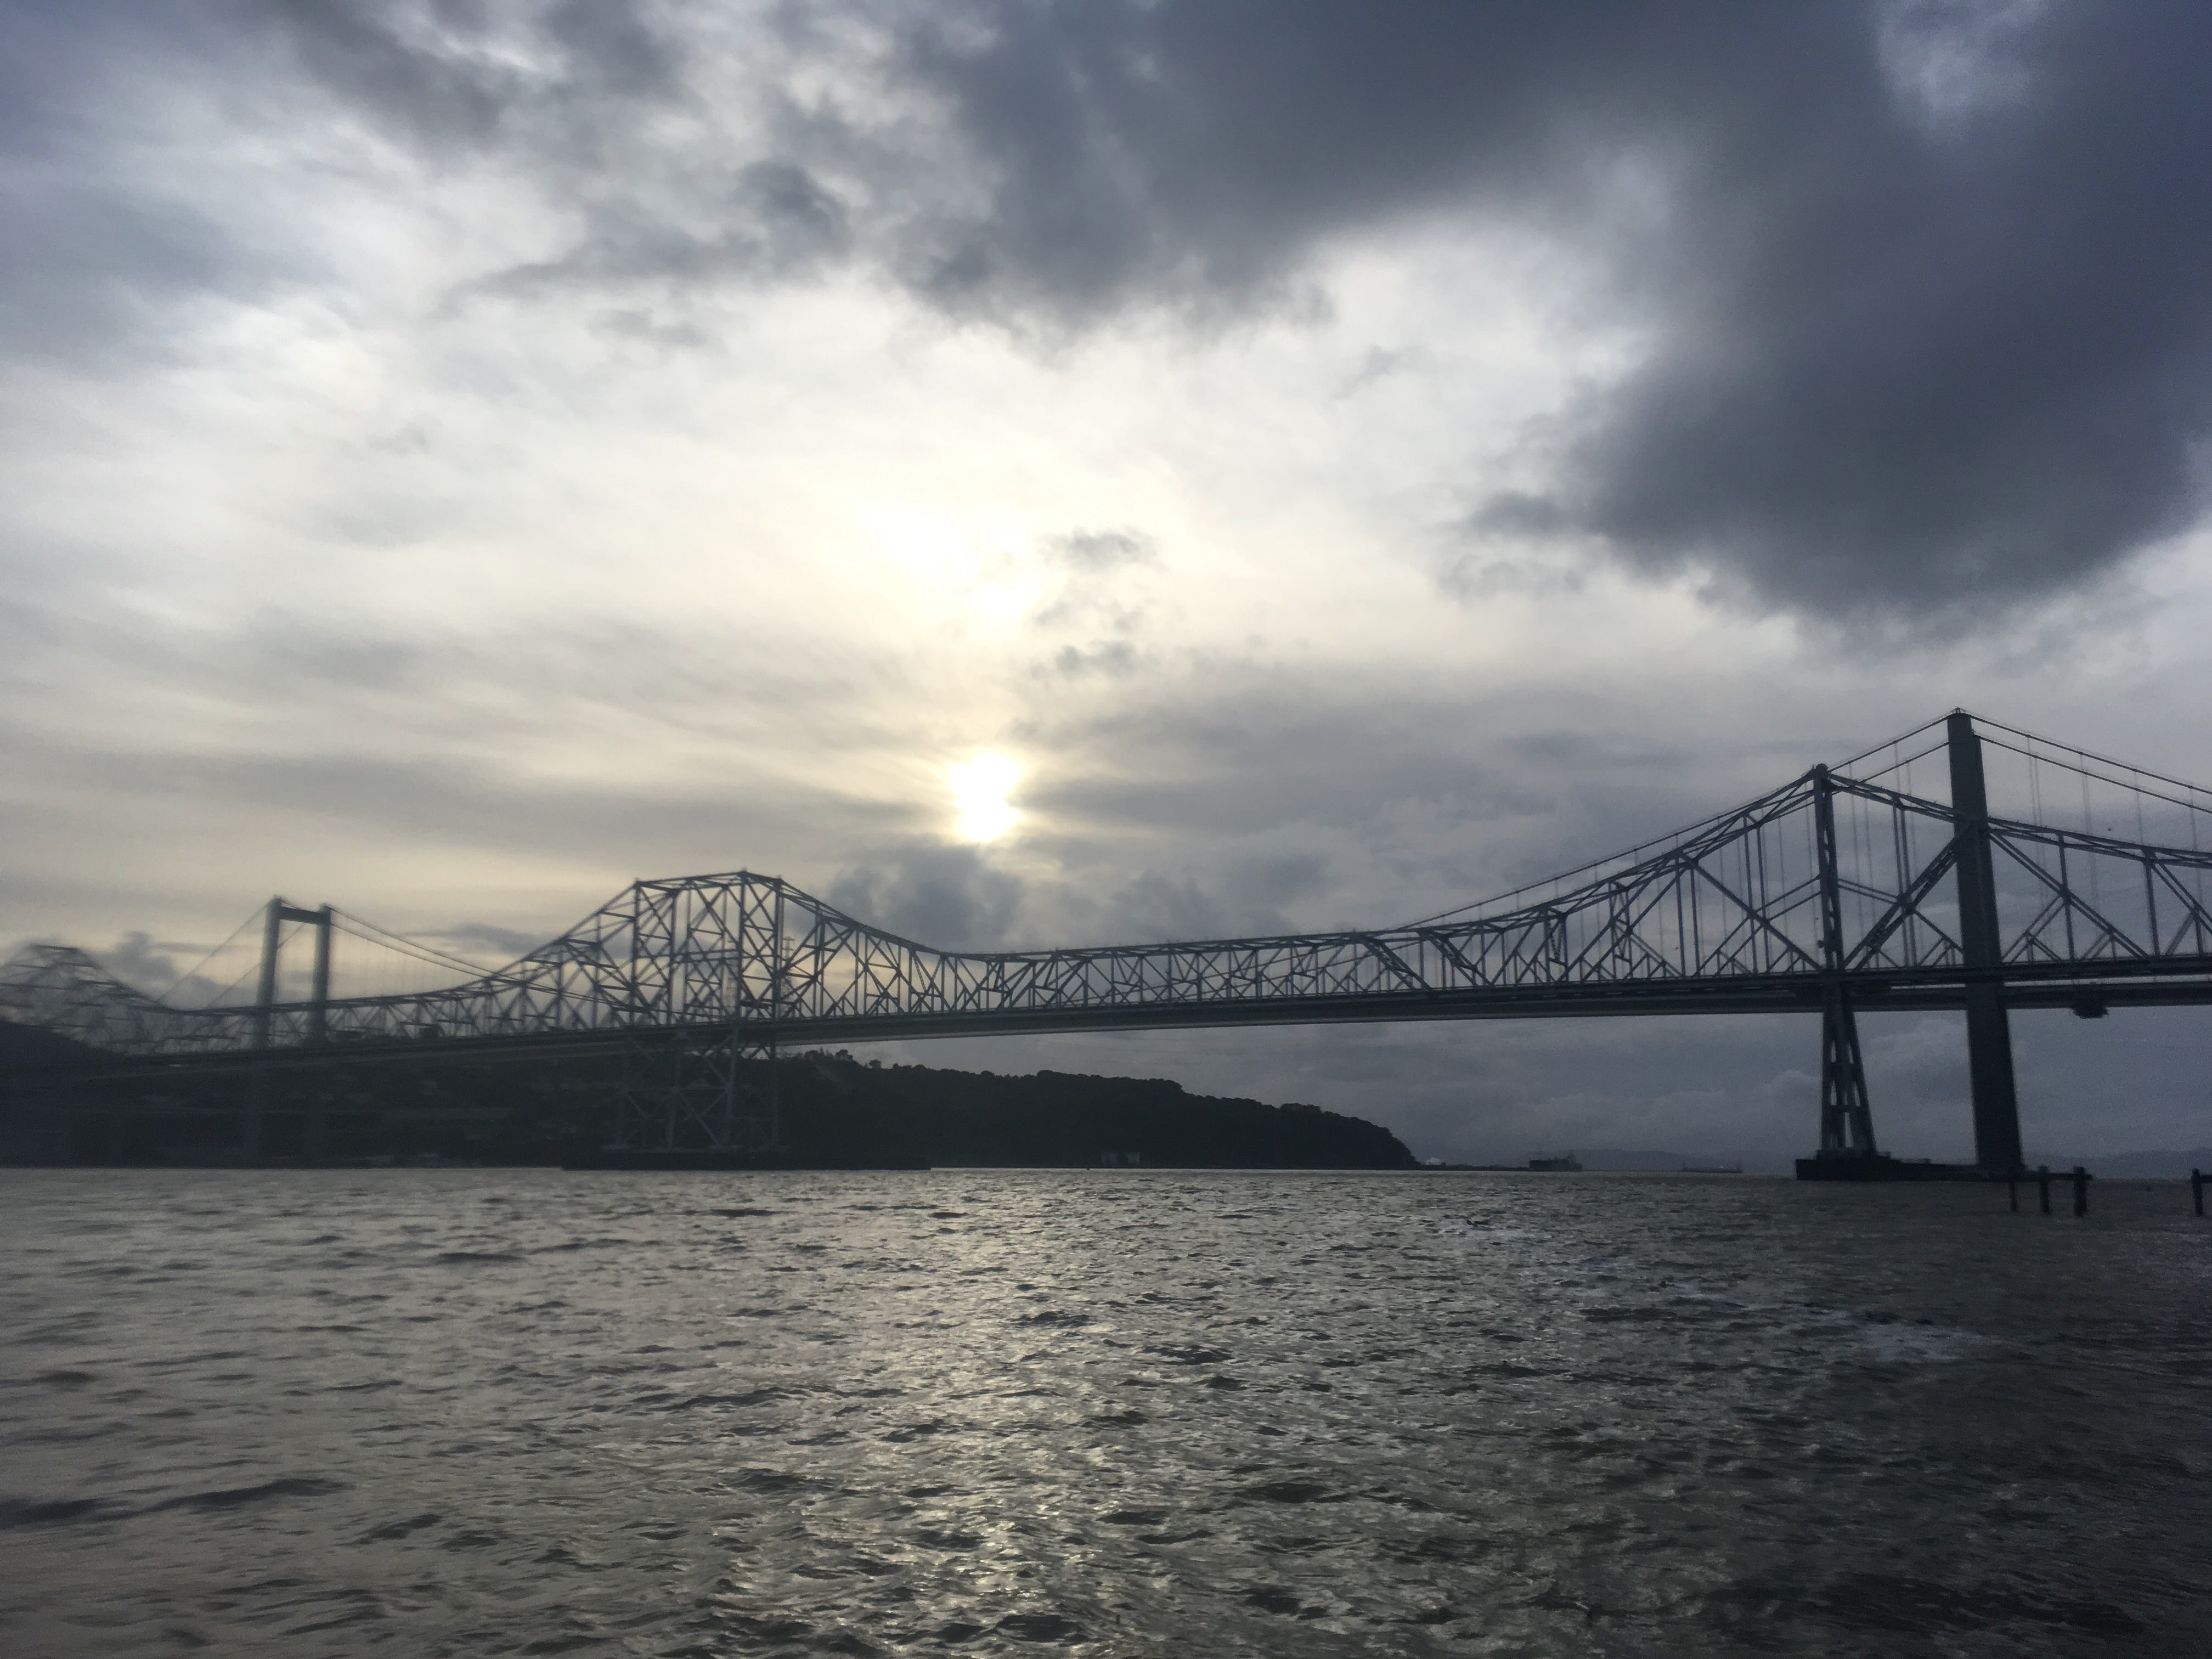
<box><xmin>3</xmin><ymin>1168</ymin><xmax>2208</xmax><ymax>1657</ymax></box>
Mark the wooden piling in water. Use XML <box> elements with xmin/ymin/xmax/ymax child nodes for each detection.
<box><xmin>2072</xmin><ymin>1165</ymin><xmax>2089</xmax><ymax>1217</ymax></box>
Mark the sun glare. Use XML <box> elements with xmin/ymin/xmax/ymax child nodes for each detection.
<box><xmin>950</xmin><ymin>752</ymin><xmax>1023</xmax><ymax>843</ymax></box>
<box><xmin>969</xmin><ymin>582</ymin><xmax>1033</xmax><ymax>623</ymax></box>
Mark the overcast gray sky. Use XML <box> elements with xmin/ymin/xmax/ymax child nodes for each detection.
<box><xmin>8</xmin><ymin>0</ymin><xmax>2212</xmax><ymax>1166</ymax></box>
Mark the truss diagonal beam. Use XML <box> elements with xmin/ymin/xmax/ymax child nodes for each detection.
<box><xmin>16</xmin><ymin>721</ymin><xmax>2212</xmax><ymax>1071</ymax></box>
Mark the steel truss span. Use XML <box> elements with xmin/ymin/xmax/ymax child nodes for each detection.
<box><xmin>8</xmin><ymin>712</ymin><xmax>2212</xmax><ymax>1167</ymax></box>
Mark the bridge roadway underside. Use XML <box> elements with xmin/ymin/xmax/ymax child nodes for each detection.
<box><xmin>45</xmin><ymin>958</ymin><xmax>2212</xmax><ymax>1085</ymax></box>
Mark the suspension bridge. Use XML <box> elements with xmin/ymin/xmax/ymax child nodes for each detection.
<box><xmin>7</xmin><ymin>712</ymin><xmax>2212</xmax><ymax>1169</ymax></box>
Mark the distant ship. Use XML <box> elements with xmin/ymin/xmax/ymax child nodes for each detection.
<box><xmin>1527</xmin><ymin>1153</ymin><xmax>1583</xmax><ymax>1172</ymax></box>
<box><xmin>1678</xmin><ymin>1161</ymin><xmax>1744</xmax><ymax>1175</ymax></box>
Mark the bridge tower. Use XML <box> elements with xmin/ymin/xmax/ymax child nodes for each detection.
<box><xmin>245</xmin><ymin>897</ymin><xmax>332</xmax><ymax>1158</ymax></box>
<box><xmin>1812</xmin><ymin>765</ymin><xmax>1878</xmax><ymax>1156</ymax></box>
<box><xmin>1946</xmin><ymin>713</ymin><xmax>2024</xmax><ymax>1172</ymax></box>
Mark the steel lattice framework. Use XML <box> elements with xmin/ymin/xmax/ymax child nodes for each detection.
<box><xmin>9</xmin><ymin>713</ymin><xmax>2212</xmax><ymax>1164</ymax></box>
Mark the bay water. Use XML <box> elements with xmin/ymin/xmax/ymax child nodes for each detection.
<box><xmin>3</xmin><ymin>1169</ymin><xmax>2207</xmax><ymax>1656</ymax></box>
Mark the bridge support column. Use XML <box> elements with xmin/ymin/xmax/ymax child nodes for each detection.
<box><xmin>303</xmin><ymin>905</ymin><xmax>332</xmax><ymax>1160</ymax></box>
<box><xmin>612</xmin><ymin>1028</ymin><xmax>780</xmax><ymax>1156</ymax></box>
<box><xmin>307</xmin><ymin>905</ymin><xmax>332</xmax><ymax>1045</ymax></box>
<box><xmin>1946</xmin><ymin>713</ymin><xmax>2024</xmax><ymax>1172</ymax></box>
<box><xmin>245</xmin><ymin>897</ymin><xmax>283</xmax><ymax>1159</ymax></box>
<box><xmin>1812</xmin><ymin>765</ymin><xmax>1880</xmax><ymax>1158</ymax></box>
<box><xmin>1819</xmin><ymin>989</ymin><xmax>1877</xmax><ymax>1155</ymax></box>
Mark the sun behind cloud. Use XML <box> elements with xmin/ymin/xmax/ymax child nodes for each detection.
<box><xmin>949</xmin><ymin>753</ymin><xmax>1023</xmax><ymax>843</ymax></box>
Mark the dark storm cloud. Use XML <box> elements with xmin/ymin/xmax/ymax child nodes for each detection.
<box><xmin>481</xmin><ymin>160</ymin><xmax>853</xmax><ymax>297</ymax></box>
<box><xmin>1023</xmin><ymin>680</ymin><xmax>1722</xmax><ymax>872</ymax></box>
<box><xmin>827</xmin><ymin>841</ymin><xmax>1024</xmax><ymax>950</ymax></box>
<box><xmin>1006</xmin><ymin>666</ymin><xmax>1963</xmax><ymax>944</ymax></box>
<box><xmin>12</xmin><ymin>3</ymin><xmax>2211</xmax><ymax>613</ymax></box>
<box><xmin>190</xmin><ymin>0</ymin><xmax>2212</xmax><ymax>617</ymax></box>
<box><xmin>240</xmin><ymin>0</ymin><xmax>680</xmax><ymax>150</ymax></box>
<box><xmin>877</xmin><ymin>0</ymin><xmax>2212</xmax><ymax>615</ymax></box>
<box><xmin>1086</xmin><ymin>854</ymin><xmax>1330</xmax><ymax>945</ymax></box>
<box><xmin>821</xmin><ymin>834</ymin><xmax>1321</xmax><ymax>956</ymax></box>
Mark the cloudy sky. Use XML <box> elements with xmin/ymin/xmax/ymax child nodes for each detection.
<box><xmin>8</xmin><ymin>0</ymin><xmax>2212</xmax><ymax>1166</ymax></box>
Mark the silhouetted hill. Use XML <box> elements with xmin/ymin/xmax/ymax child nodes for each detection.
<box><xmin>778</xmin><ymin>1053</ymin><xmax>1414</xmax><ymax>1169</ymax></box>
<box><xmin>0</xmin><ymin>1019</ymin><xmax>106</xmax><ymax>1072</ymax></box>
<box><xmin>1</xmin><ymin>1041</ymin><xmax>1417</xmax><ymax>1170</ymax></box>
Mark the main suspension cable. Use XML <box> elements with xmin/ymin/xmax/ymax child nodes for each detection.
<box><xmin>330</xmin><ymin>908</ymin><xmax>507</xmax><ymax>981</ymax></box>
<box><xmin>153</xmin><ymin>907</ymin><xmax>267</xmax><ymax>1007</ymax></box>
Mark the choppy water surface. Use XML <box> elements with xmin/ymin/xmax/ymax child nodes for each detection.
<box><xmin>3</xmin><ymin>1169</ymin><xmax>2208</xmax><ymax>1657</ymax></box>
